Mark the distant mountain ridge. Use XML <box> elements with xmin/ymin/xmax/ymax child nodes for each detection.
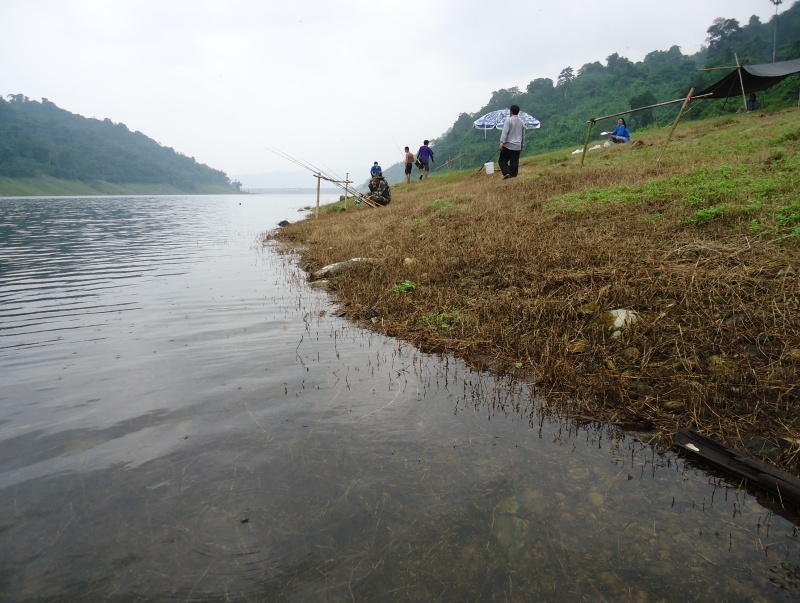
<box><xmin>0</xmin><ymin>95</ymin><xmax>239</xmax><ymax>194</ymax></box>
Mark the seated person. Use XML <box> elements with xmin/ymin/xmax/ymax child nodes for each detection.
<box><xmin>370</xmin><ymin>161</ymin><xmax>382</xmax><ymax>177</ymax></box>
<box><xmin>609</xmin><ymin>118</ymin><xmax>631</xmax><ymax>143</ymax></box>
<box><xmin>367</xmin><ymin>171</ymin><xmax>391</xmax><ymax>206</ymax></box>
<box><xmin>746</xmin><ymin>93</ymin><xmax>758</xmax><ymax>111</ymax></box>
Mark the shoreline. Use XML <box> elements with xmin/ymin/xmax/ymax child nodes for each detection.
<box><xmin>274</xmin><ymin>107</ymin><xmax>800</xmax><ymax>476</ymax></box>
<box><xmin>0</xmin><ymin>175</ymin><xmax>239</xmax><ymax>197</ymax></box>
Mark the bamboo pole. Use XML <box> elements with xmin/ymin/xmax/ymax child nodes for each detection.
<box><xmin>360</xmin><ymin>195</ymin><xmax>381</xmax><ymax>208</ymax></box>
<box><xmin>657</xmin><ymin>85</ymin><xmax>696</xmax><ymax>164</ymax></box>
<box><xmin>344</xmin><ymin>173</ymin><xmax>349</xmax><ymax>209</ymax></box>
<box><xmin>735</xmin><ymin>54</ymin><xmax>748</xmax><ymax>112</ymax></box>
<box><xmin>586</xmin><ymin>93</ymin><xmax>711</xmax><ymax>124</ymax></box>
<box><xmin>580</xmin><ymin>91</ymin><xmax>711</xmax><ymax>166</ymax></box>
<box><xmin>315</xmin><ymin>173</ymin><xmax>321</xmax><ymax>218</ymax></box>
<box><xmin>696</xmin><ymin>65</ymin><xmax>740</xmax><ymax>71</ymax></box>
<box><xmin>579</xmin><ymin>119</ymin><xmax>596</xmax><ymax>167</ymax></box>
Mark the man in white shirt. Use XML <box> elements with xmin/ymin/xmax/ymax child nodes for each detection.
<box><xmin>498</xmin><ymin>104</ymin><xmax>524</xmax><ymax>179</ymax></box>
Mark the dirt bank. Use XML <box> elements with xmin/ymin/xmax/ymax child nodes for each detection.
<box><xmin>274</xmin><ymin>108</ymin><xmax>800</xmax><ymax>475</ymax></box>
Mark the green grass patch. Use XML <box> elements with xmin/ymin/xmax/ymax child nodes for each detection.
<box><xmin>419</xmin><ymin>309</ymin><xmax>460</xmax><ymax>332</ymax></box>
<box><xmin>428</xmin><ymin>194</ymin><xmax>474</xmax><ymax>214</ymax></box>
<box><xmin>392</xmin><ymin>280</ymin><xmax>417</xmax><ymax>296</ymax></box>
<box><xmin>544</xmin><ymin>162</ymin><xmax>800</xmax><ymax>235</ymax></box>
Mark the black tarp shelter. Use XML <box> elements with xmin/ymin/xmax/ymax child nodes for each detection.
<box><xmin>697</xmin><ymin>57</ymin><xmax>800</xmax><ymax>98</ymax></box>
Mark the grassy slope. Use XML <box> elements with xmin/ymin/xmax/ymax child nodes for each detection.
<box><xmin>0</xmin><ymin>176</ymin><xmax>237</xmax><ymax>197</ymax></box>
<box><xmin>275</xmin><ymin>108</ymin><xmax>800</xmax><ymax>474</ymax></box>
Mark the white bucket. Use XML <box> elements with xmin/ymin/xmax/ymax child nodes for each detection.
<box><xmin>484</xmin><ymin>162</ymin><xmax>494</xmax><ymax>175</ymax></box>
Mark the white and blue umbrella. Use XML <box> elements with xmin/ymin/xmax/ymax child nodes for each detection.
<box><xmin>473</xmin><ymin>109</ymin><xmax>541</xmax><ymax>132</ymax></box>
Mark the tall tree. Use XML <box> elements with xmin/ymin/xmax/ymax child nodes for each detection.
<box><xmin>557</xmin><ymin>67</ymin><xmax>575</xmax><ymax>98</ymax></box>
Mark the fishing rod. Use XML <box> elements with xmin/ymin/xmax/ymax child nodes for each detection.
<box><xmin>268</xmin><ymin>148</ymin><xmax>323</xmax><ymax>176</ymax></box>
<box><xmin>473</xmin><ymin>148</ymin><xmax>499</xmax><ymax>176</ymax></box>
<box><xmin>271</xmin><ymin>148</ymin><xmax>355</xmax><ymax>191</ymax></box>
<box><xmin>270</xmin><ymin>148</ymin><xmax>346</xmax><ymax>189</ymax></box>
<box><xmin>269</xmin><ymin>148</ymin><xmax>381</xmax><ymax>207</ymax></box>
<box><xmin>390</xmin><ymin>135</ymin><xmax>407</xmax><ymax>160</ymax></box>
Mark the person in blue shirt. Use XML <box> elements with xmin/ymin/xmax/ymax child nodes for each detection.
<box><xmin>370</xmin><ymin>161</ymin><xmax>382</xmax><ymax>177</ymax></box>
<box><xmin>416</xmin><ymin>141</ymin><xmax>434</xmax><ymax>179</ymax></box>
<box><xmin>609</xmin><ymin>118</ymin><xmax>631</xmax><ymax>143</ymax></box>
<box><xmin>746</xmin><ymin>93</ymin><xmax>758</xmax><ymax>111</ymax></box>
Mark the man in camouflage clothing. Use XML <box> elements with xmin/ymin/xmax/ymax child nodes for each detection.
<box><xmin>367</xmin><ymin>170</ymin><xmax>391</xmax><ymax>206</ymax></box>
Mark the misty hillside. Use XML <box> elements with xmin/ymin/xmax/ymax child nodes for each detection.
<box><xmin>0</xmin><ymin>95</ymin><xmax>238</xmax><ymax>194</ymax></box>
<box><xmin>380</xmin><ymin>2</ymin><xmax>800</xmax><ymax>185</ymax></box>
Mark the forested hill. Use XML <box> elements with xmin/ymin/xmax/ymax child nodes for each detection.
<box><xmin>0</xmin><ymin>96</ymin><xmax>239</xmax><ymax>194</ymax></box>
<box><xmin>382</xmin><ymin>2</ymin><xmax>800</xmax><ymax>185</ymax></box>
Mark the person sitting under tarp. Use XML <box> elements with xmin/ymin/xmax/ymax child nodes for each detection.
<box><xmin>366</xmin><ymin>171</ymin><xmax>391</xmax><ymax>206</ymax></box>
<box><xmin>746</xmin><ymin>93</ymin><xmax>758</xmax><ymax>111</ymax></box>
<box><xmin>608</xmin><ymin>118</ymin><xmax>631</xmax><ymax>143</ymax></box>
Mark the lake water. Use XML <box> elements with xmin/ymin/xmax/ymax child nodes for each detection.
<box><xmin>1</xmin><ymin>194</ymin><xmax>799</xmax><ymax>602</ymax></box>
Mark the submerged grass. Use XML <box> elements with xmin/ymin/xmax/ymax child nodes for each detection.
<box><xmin>274</xmin><ymin>108</ymin><xmax>800</xmax><ymax>475</ymax></box>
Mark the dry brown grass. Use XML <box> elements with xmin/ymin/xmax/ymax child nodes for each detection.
<box><xmin>274</xmin><ymin>108</ymin><xmax>800</xmax><ymax>474</ymax></box>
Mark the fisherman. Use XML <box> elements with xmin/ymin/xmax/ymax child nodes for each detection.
<box><xmin>416</xmin><ymin>140</ymin><xmax>434</xmax><ymax>179</ymax></box>
<box><xmin>498</xmin><ymin>104</ymin><xmax>524</xmax><ymax>178</ymax></box>
<box><xmin>370</xmin><ymin>161</ymin><xmax>382</xmax><ymax>177</ymax></box>
<box><xmin>367</xmin><ymin>169</ymin><xmax>391</xmax><ymax>206</ymax></box>
<box><xmin>404</xmin><ymin>147</ymin><xmax>415</xmax><ymax>183</ymax></box>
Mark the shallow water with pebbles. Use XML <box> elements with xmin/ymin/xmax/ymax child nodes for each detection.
<box><xmin>1</xmin><ymin>195</ymin><xmax>799</xmax><ymax>601</ymax></box>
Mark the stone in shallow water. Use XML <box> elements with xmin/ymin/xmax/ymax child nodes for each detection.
<box><xmin>568</xmin><ymin>467</ymin><xmax>590</xmax><ymax>481</ymax></box>
<box><xmin>587</xmin><ymin>490</ymin><xmax>605</xmax><ymax>507</ymax></box>
<box><xmin>493</xmin><ymin>513</ymin><xmax>531</xmax><ymax>560</ymax></box>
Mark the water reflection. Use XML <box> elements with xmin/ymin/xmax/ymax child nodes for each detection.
<box><xmin>0</xmin><ymin>196</ymin><xmax>798</xmax><ymax>601</ymax></box>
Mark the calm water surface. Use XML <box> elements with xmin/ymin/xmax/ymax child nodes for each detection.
<box><xmin>1</xmin><ymin>195</ymin><xmax>799</xmax><ymax>602</ymax></box>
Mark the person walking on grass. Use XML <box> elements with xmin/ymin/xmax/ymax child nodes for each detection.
<box><xmin>417</xmin><ymin>140</ymin><xmax>434</xmax><ymax>180</ymax></box>
<box><xmin>498</xmin><ymin>105</ymin><xmax>524</xmax><ymax>179</ymax></box>
<box><xmin>404</xmin><ymin>146</ymin><xmax>414</xmax><ymax>183</ymax></box>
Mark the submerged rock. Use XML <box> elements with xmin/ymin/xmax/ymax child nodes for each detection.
<box><xmin>492</xmin><ymin>496</ymin><xmax>531</xmax><ymax>561</ymax></box>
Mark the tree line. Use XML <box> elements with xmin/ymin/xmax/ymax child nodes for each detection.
<box><xmin>381</xmin><ymin>2</ymin><xmax>800</xmax><ymax>184</ymax></box>
<box><xmin>0</xmin><ymin>96</ymin><xmax>240</xmax><ymax>192</ymax></box>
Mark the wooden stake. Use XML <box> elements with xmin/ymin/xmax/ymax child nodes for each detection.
<box><xmin>735</xmin><ymin>54</ymin><xmax>748</xmax><ymax>112</ymax></box>
<box><xmin>580</xmin><ymin>119</ymin><xmax>596</xmax><ymax>167</ymax></box>
<box><xmin>657</xmin><ymin>86</ymin><xmax>696</xmax><ymax>164</ymax></box>
<box><xmin>315</xmin><ymin>172</ymin><xmax>321</xmax><ymax>218</ymax></box>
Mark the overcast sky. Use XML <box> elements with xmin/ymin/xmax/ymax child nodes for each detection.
<box><xmin>0</xmin><ymin>1</ymin><xmax>786</xmax><ymax>186</ymax></box>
